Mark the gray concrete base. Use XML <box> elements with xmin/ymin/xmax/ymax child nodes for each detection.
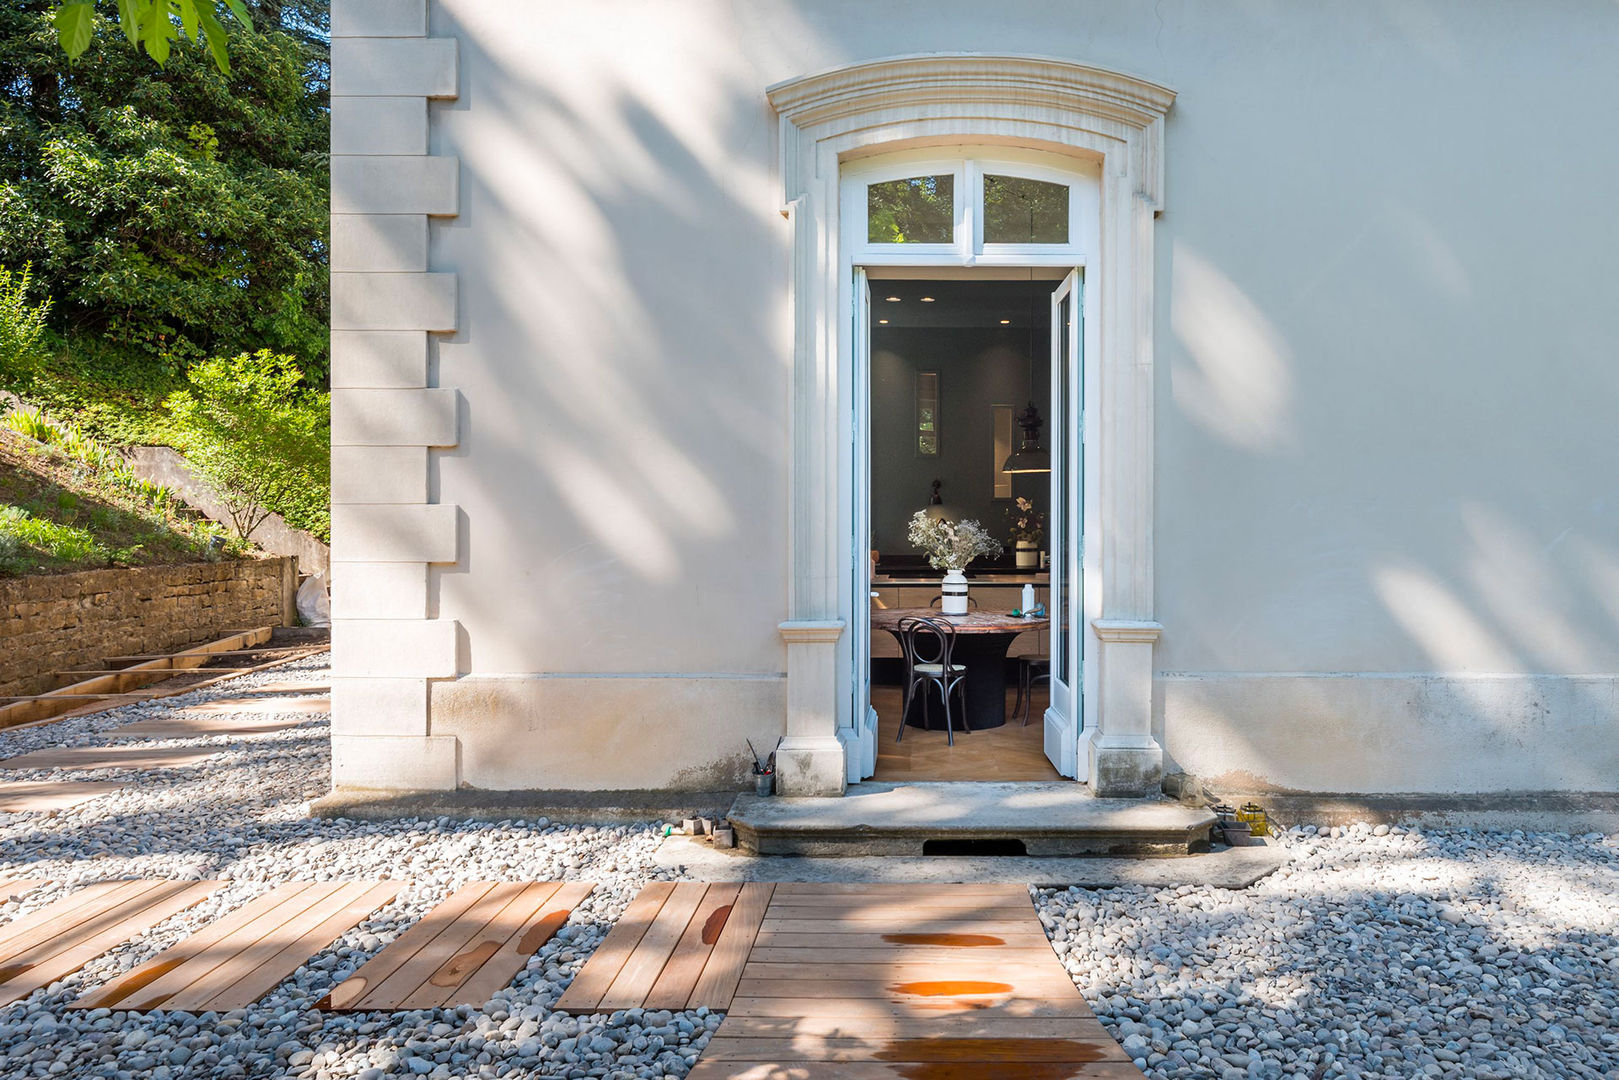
<box><xmin>726</xmin><ymin>781</ymin><xmax>1217</xmax><ymax>856</ymax></box>
<box><xmin>1208</xmin><ymin>790</ymin><xmax>1619</xmax><ymax>834</ymax></box>
<box><xmin>655</xmin><ymin>834</ymin><xmax>1286</xmax><ymax>888</ymax></box>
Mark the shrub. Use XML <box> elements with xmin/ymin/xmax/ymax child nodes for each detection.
<box><xmin>0</xmin><ymin>505</ymin><xmax>105</xmax><ymax>572</ymax></box>
<box><xmin>163</xmin><ymin>349</ymin><xmax>329</xmax><ymax>541</ymax></box>
<box><xmin>0</xmin><ymin>265</ymin><xmax>51</xmax><ymax>393</ymax></box>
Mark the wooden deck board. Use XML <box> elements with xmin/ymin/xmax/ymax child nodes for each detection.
<box><xmin>0</xmin><ymin>745</ymin><xmax>218</xmax><ymax>772</ymax></box>
<box><xmin>598</xmin><ymin>882</ymin><xmax>707</xmax><ymax>1011</ymax></box>
<box><xmin>554</xmin><ymin>881</ymin><xmax>673</xmax><ymax>1013</ymax></box>
<box><xmin>643</xmin><ymin>882</ymin><xmax>741</xmax><ymax>1011</ymax></box>
<box><xmin>74</xmin><ymin>881</ymin><xmax>399</xmax><ymax>1012</ymax></box>
<box><xmin>687</xmin><ymin>883</ymin><xmax>772</xmax><ymax>1010</ymax></box>
<box><xmin>0</xmin><ymin>880</ymin><xmax>216</xmax><ymax>1006</ymax></box>
<box><xmin>109</xmin><ymin>715</ymin><xmax>308</xmax><ymax>739</ymax></box>
<box><xmin>687</xmin><ymin>882</ymin><xmax>1142</xmax><ymax>1079</ymax></box>
<box><xmin>177</xmin><ymin>697</ymin><xmax>330</xmax><ymax>718</ymax></box>
<box><xmin>448</xmin><ymin>881</ymin><xmax>592</xmax><ymax>1007</ymax></box>
<box><xmin>0</xmin><ymin>782</ymin><xmax>124</xmax><ymax>813</ymax></box>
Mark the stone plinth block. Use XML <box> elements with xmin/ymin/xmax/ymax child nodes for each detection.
<box><xmin>331</xmin><ymin>331</ymin><xmax>428</xmax><ymax>389</ymax></box>
<box><xmin>332</xmin><ymin>273</ymin><xmax>456</xmax><ymax>332</ymax></box>
<box><xmin>331</xmin><ymin>215</ymin><xmax>428</xmax><ymax>273</ymax></box>
<box><xmin>333</xmin><ymin>562</ymin><xmax>430</xmax><ymax>620</ymax></box>
<box><xmin>332</xmin><ymin>97</ymin><xmax>427</xmax><ymax>155</ymax></box>
<box><xmin>332</xmin><ymin>0</ymin><xmax>426</xmax><ymax>39</ymax></box>
<box><xmin>332</xmin><ymin>618</ymin><xmax>458</xmax><ymax>678</ymax></box>
<box><xmin>331</xmin><ymin>446</ymin><xmax>429</xmax><ymax>505</ymax></box>
<box><xmin>332</xmin><ymin>157</ymin><xmax>458</xmax><ymax>216</ymax></box>
<box><xmin>331</xmin><ymin>388</ymin><xmax>458</xmax><ymax>447</ymax></box>
<box><xmin>332</xmin><ymin>38</ymin><xmax>457</xmax><ymax>98</ymax></box>
<box><xmin>332</xmin><ymin>735</ymin><xmax>458</xmax><ymax>791</ymax></box>
<box><xmin>331</xmin><ymin>677</ymin><xmax>429</xmax><ymax>737</ymax></box>
<box><xmin>331</xmin><ymin>504</ymin><xmax>457</xmax><ymax>564</ymax></box>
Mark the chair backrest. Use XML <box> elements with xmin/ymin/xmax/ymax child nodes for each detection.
<box><xmin>897</xmin><ymin>615</ymin><xmax>956</xmax><ymax>671</ymax></box>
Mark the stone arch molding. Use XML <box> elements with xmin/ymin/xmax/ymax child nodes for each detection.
<box><xmin>766</xmin><ymin>54</ymin><xmax>1175</xmax><ymax>798</ymax></box>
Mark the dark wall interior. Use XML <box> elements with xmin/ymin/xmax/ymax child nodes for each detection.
<box><xmin>869</xmin><ymin>281</ymin><xmax>1052</xmax><ymax>565</ymax></box>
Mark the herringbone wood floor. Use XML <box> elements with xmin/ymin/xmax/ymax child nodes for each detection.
<box><xmin>871</xmin><ymin>684</ymin><xmax>1059</xmax><ymax>782</ymax></box>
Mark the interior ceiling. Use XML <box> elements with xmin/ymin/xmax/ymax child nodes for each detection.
<box><xmin>870</xmin><ymin>280</ymin><xmax>1055</xmax><ymax>329</ymax></box>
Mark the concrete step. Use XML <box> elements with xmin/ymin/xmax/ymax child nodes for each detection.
<box><xmin>726</xmin><ymin>781</ymin><xmax>1217</xmax><ymax>856</ymax></box>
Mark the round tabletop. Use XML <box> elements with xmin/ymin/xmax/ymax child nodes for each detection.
<box><xmin>870</xmin><ymin>608</ymin><xmax>1049</xmax><ymax>634</ymax></box>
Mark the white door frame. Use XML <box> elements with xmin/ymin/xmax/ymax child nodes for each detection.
<box><xmin>767</xmin><ymin>54</ymin><xmax>1175</xmax><ymax>798</ymax></box>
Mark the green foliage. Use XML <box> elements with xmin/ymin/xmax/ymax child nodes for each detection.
<box><xmin>0</xmin><ymin>504</ymin><xmax>104</xmax><ymax>572</ymax></box>
<box><xmin>3</xmin><ymin>404</ymin><xmax>179</xmax><ymax>512</ymax></box>
<box><xmin>0</xmin><ymin>265</ymin><xmax>53</xmax><ymax>391</ymax></box>
<box><xmin>55</xmin><ymin>0</ymin><xmax>253</xmax><ymax>74</ymax></box>
<box><xmin>164</xmin><ymin>349</ymin><xmax>329</xmax><ymax>541</ymax></box>
<box><xmin>0</xmin><ymin>0</ymin><xmax>330</xmax><ymax>382</ymax></box>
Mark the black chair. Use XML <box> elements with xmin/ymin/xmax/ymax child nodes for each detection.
<box><xmin>896</xmin><ymin>616</ymin><xmax>969</xmax><ymax>745</ymax></box>
<box><xmin>1013</xmin><ymin>656</ymin><xmax>1051</xmax><ymax>725</ymax></box>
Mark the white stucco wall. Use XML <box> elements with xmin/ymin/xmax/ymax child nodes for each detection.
<box><xmin>333</xmin><ymin>0</ymin><xmax>1619</xmax><ymax>793</ymax></box>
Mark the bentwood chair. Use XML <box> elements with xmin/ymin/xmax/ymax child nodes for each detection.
<box><xmin>896</xmin><ymin>615</ymin><xmax>969</xmax><ymax>746</ymax></box>
<box><xmin>1014</xmin><ymin>656</ymin><xmax>1051</xmax><ymax>725</ymax></box>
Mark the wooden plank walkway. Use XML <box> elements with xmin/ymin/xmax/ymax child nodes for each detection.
<box><xmin>109</xmin><ymin>714</ymin><xmax>309</xmax><ymax>740</ymax></box>
<box><xmin>73</xmin><ymin>880</ymin><xmax>401</xmax><ymax>1012</ymax></box>
<box><xmin>0</xmin><ymin>781</ymin><xmax>124</xmax><ymax>813</ymax></box>
<box><xmin>322</xmin><ymin>881</ymin><xmax>591</xmax><ymax>1011</ymax></box>
<box><xmin>178</xmin><ymin>696</ymin><xmax>330</xmax><ymax>719</ymax></box>
<box><xmin>0</xmin><ymin>745</ymin><xmax>218</xmax><ymax>772</ymax></box>
<box><xmin>0</xmin><ymin>879</ymin><xmax>218</xmax><ymax>1006</ymax></box>
<box><xmin>556</xmin><ymin>882</ymin><xmax>773</xmax><ymax>1013</ymax></box>
<box><xmin>688</xmin><ymin>883</ymin><xmax>1143</xmax><ymax>1079</ymax></box>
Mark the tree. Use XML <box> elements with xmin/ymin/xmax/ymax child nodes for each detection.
<box><xmin>54</xmin><ymin>1</ymin><xmax>252</xmax><ymax>73</ymax></box>
<box><xmin>164</xmin><ymin>349</ymin><xmax>330</xmax><ymax>541</ymax></box>
<box><xmin>0</xmin><ymin>0</ymin><xmax>330</xmax><ymax>381</ymax></box>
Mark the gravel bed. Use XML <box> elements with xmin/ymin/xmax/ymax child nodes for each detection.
<box><xmin>1</xmin><ymin>652</ymin><xmax>1615</xmax><ymax>1079</ymax></box>
<box><xmin>0</xmin><ymin>654</ymin><xmax>707</xmax><ymax>1080</ymax></box>
<box><xmin>1038</xmin><ymin>825</ymin><xmax>1619</xmax><ymax>1080</ymax></box>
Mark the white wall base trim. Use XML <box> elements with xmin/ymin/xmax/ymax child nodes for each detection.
<box><xmin>1160</xmin><ymin>672</ymin><xmax>1619</xmax><ymax>795</ymax></box>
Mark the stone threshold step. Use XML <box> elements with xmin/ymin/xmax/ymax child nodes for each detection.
<box><xmin>727</xmin><ymin>782</ymin><xmax>1217</xmax><ymax>856</ymax></box>
<box><xmin>655</xmin><ymin>834</ymin><xmax>1284</xmax><ymax>888</ymax></box>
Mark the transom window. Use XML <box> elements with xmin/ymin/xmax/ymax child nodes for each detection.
<box><xmin>843</xmin><ymin>149</ymin><xmax>1098</xmax><ymax>266</ymax></box>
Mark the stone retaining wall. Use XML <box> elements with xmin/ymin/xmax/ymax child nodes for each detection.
<box><xmin>0</xmin><ymin>557</ymin><xmax>295</xmax><ymax>698</ymax></box>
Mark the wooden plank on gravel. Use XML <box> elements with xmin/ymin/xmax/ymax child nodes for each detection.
<box><xmin>699</xmin><ymin>1032</ymin><xmax>1129</xmax><ymax>1062</ymax></box>
<box><xmin>72</xmin><ymin>883</ymin><xmax>316</xmax><ymax>1010</ymax></box>
<box><xmin>687</xmin><ymin>882</ymin><xmax>772</xmax><ymax>1010</ymax></box>
<box><xmin>178</xmin><ymin>697</ymin><xmax>330</xmax><ymax>718</ymax></box>
<box><xmin>396</xmin><ymin>882</ymin><xmax>565</xmax><ymax>1010</ymax></box>
<box><xmin>109</xmin><ymin>715</ymin><xmax>308</xmax><ymax>740</ymax></box>
<box><xmin>746</xmin><ymin>948</ymin><xmax>1060</xmax><ymax>966</ymax></box>
<box><xmin>447</xmin><ymin>882</ymin><xmax>593</xmax><ymax>1008</ymax></box>
<box><xmin>759</xmin><ymin>918</ymin><xmax>1039</xmax><ymax>935</ymax></box>
<box><xmin>358</xmin><ymin>883</ymin><xmax>530</xmax><ymax>1011</ymax></box>
<box><xmin>716</xmin><ymin>1015</ymin><xmax>1101</xmax><ymax>1039</ymax></box>
<box><xmin>323</xmin><ymin>882</ymin><xmax>500</xmax><ymax>1010</ymax></box>
<box><xmin>597</xmin><ymin>882</ymin><xmax>707</xmax><ymax>1011</ymax></box>
<box><xmin>0</xmin><ymin>880</ymin><xmax>217</xmax><ymax>1006</ymax></box>
<box><xmin>688</xmin><ymin>1062</ymin><xmax>1146</xmax><ymax>1079</ymax></box>
<box><xmin>752</xmin><ymin>932</ymin><xmax>1054</xmax><ymax>950</ymax></box>
<box><xmin>733</xmin><ymin>976</ymin><xmax>1084</xmax><ymax>1000</ymax></box>
<box><xmin>0</xmin><ymin>881</ymin><xmax>153</xmax><ymax>961</ymax></box>
<box><xmin>0</xmin><ymin>880</ymin><xmax>48</xmax><ymax>904</ymax></box>
<box><xmin>205</xmin><ymin>881</ymin><xmax>402</xmax><ymax>1011</ymax></box>
<box><xmin>555</xmin><ymin>881</ymin><xmax>673</xmax><ymax>1013</ymax></box>
<box><xmin>0</xmin><ymin>745</ymin><xmax>218</xmax><ymax>772</ymax></box>
<box><xmin>643</xmin><ymin>882</ymin><xmax>740</xmax><ymax>1011</ymax></box>
<box><xmin>723</xmin><ymin>997</ymin><xmax>1098</xmax><ymax>1019</ymax></box>
<box><xmin>0</xmin><ymin>781</ymin><xmax>123</xmax><ymax>813</ymax></box>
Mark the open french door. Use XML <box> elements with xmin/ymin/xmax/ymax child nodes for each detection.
<box><xmin>1044</xmin><ymin>270</ymin><xmax>1082</xmax><ymax>777</ymax></box>
<box><xmin>848</xmin><ymin>268</ymin><xmax>877</xmax><ymax>782</ymax></box>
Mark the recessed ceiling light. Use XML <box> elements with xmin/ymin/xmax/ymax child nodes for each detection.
<box><xmin>920</xmin><ymin>296</ymin><xmax>935</xmax><ymax>303</ymax></box>
<box><xmin>878</xmin><ymin>318</ymin><xmax>889</xmax><ymax>324</ymax></box>
<box><xmin>999</xmin><ymin>319</ymin><xmax>1011</xmax><ymax>325</ymax></box>
<box><xmin>885</xmin><ymin>296</ymin><xmax>902</xmax><ymax>302</ymax></box>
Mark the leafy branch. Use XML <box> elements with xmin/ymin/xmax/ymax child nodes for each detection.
<box><xmin>55</xmin><ymin>0</ymin><xmax>253</xmax><ymax>73</ymax></box>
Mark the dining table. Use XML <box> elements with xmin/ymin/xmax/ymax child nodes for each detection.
<box><xmin>870</xmin><ymin>608</ymin><xmax>1049</xmax><ymax>730</ymax></box>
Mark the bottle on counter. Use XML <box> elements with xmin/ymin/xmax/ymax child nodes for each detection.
<box><xmin>1021</xmin><ymin>583</ymin><xmax>1035</xmax><ymax>616</ymax></box>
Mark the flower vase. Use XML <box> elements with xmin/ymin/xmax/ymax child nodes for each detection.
<box><xmin>1015</xmin><ymin>540</ymin><xmax>1038</xmax><ymax>569</ymax></box>
<box><xmin>940</xmin><ymin>568</ymin><xmax>970</xmax><ymax>615</ymax></box>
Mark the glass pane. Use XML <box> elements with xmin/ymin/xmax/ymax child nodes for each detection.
<box><xmin>916</xmin><ymin>372</ymin><xmax>939</xmax><ymax>456</ymax></box>
<box><xmin>984</xmin><ymin>174</ymin><xmax>1069</xmax><ymax>244</ymax></box>
<box><xmin>1054</xmin><ymin>294</ymin><xmax>1070</xmax><ymax>684</ymax></box>
<box><xmin>868</xmin><ymin>175</ymin><xmax>954</xmax><ymax>244</ymax></box>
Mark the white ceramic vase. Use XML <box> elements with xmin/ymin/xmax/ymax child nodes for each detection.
<box><xmin>940</xmin><ymin>568</ymin><xmax>969</xmax><ymax>615</ymax></box>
